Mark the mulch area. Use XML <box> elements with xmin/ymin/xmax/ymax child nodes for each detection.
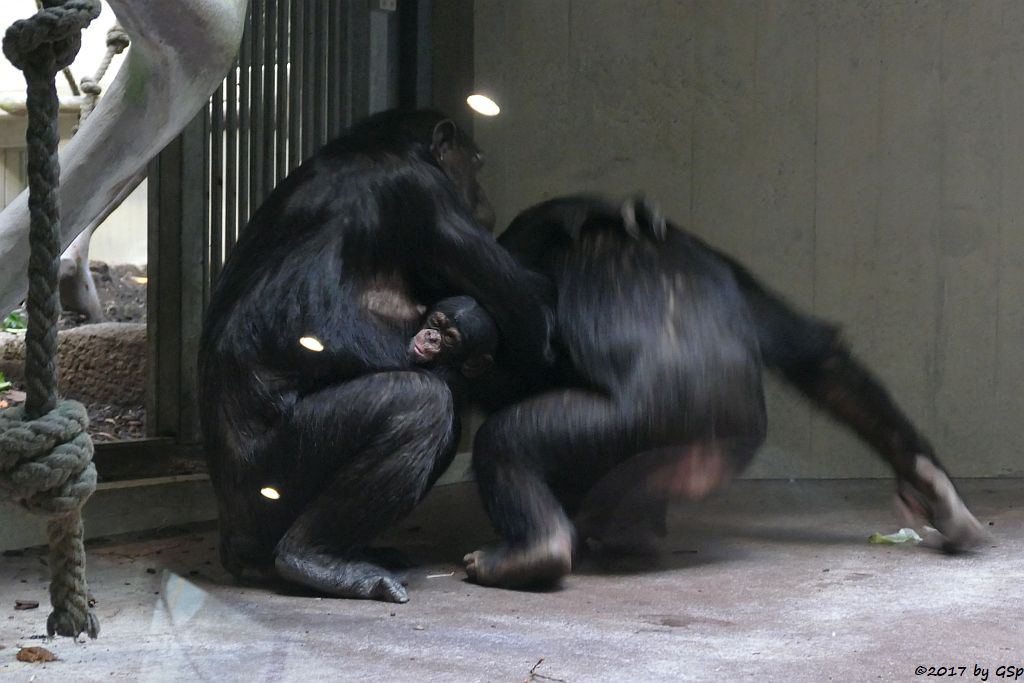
<box><xmin>1</xmin><ymin>262</ymin><xmax>148</xmax><ymax>442</ymax></box>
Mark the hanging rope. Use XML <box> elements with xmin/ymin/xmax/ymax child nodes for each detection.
<box><xmin>0</xmin><ymin>0</ymin><xmax>102</xmax><ymax>640</ymax></box>
<box><xmin>78</xmin><ymin>23</ymin><xmax>128</xmax><ymax>124</ymax></box>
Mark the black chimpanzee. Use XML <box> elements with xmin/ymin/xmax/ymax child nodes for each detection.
<box><xmin>198</xmin><ymin>109</ymin><xmax>552</xmax><ymax>603</ymax></box>
<box><xmin>408</xmin><ymin>296</ymin><xmax>500</xmax><ymax>404</ymax></box>
<box><xmin>464</xmin><ymin>195</ymin><xmax>988</xmax><ymax>589</ymax></box>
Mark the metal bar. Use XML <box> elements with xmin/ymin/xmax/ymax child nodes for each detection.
<box><xmin>262</xmin><ymin>0</ymin><xmax>277</xmax><ymax>197</ymax></box>
<box><xmin>275</xmin><ymin>0</ymin><xmax>289</xmax><ymax>183</ymax></box>
<box><xmin>238</xmin><ymin>3</ymin><xmax>252</xmax><ymax>229</ymax></box>
<box><xmin>347</xmin><ymin>1</ymin><xmax>370</xmax><ymax>124</ymax></box>
<box><xmin>288</xmin><ymin>0</ymin><xmax>303</xmax><ymax>169</ymax></box>
<box><xmin>147</xmin><ymin>141</ymin><xmax>183</xmax><ymax>438</ymax></box>
<box><xmin>250</xmin><ymin>0</ymin><xmax>265</xmax><ymax>208</ymax></box>
<box><xmin>225</xmin><ymin>59</ymin><xmax>239</xmax><ymax>253</ymax></box>
<box><xmin>338</xmin><ymin>0</ymin><xmax>351</xmax><ymax>129</ymax></box>
<box><xmin>179</xmin><ymin>113</ymin><xmax>208</xmax><ymax>441</ymax></box>
<box><xmin>326</xmin><ymin>0</ymin><xmax>341</xmax><ymax>139</ymax></box>
<box><xmin>301</xmin><ymin>0</ymin><xmax>316</xmax><ymax>159</ymax></box>
<box><xmin>312</xmin><ymin>0</ymin><xmax>326</xmax><ymax>147</ymax></box>
<box><xmin>209</xmin><ymin>85</ymin><xmax>224</xmax><ymax>286</ymax></box>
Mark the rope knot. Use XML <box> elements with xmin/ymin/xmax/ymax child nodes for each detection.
<box><xmin>0</xmin><ymin>400</ymin><xmax>96</xmax><ymax>515</ymax></box>
<box><xmin>79</xmin><ymin>75</ymin><xmax>100</xmax><ymax>96</ymax></box>
<box><xmin>2</xmin><ymin>0</ymin><xmax>101</xmax><ymax>74</ymax></box>
<box><xmin>105</xmin><ymin>25</ymin><xmax>129</xmax><ymax>53</ymax></box>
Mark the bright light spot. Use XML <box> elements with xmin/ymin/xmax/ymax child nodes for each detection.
<box><xmin>129</xmin><ymin>275</ymin><xmax>148</xmax><ymax>285</ymax></box>
<box><xmin>260</xmin><ymin>486</ymin><xmax>281</xmax><ymax>500</ymax></box>
<box><xmin>299</xmin><ymin>336</ymin><xmax>324</xmax><ymax>352</ymax></box>
<box><xmin>467</xmin><ymin>94</ymin><xmax>500</xmax><ymax>117</ymax></box>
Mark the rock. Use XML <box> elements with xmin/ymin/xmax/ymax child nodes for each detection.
<box><xmin>0</xmin><ymin>322</ymin><xmax>145</xmax><ymax>407</ymax></box>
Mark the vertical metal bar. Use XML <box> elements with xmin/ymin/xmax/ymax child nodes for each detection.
<box><xmin>326</xmin><ymin>0</ymin><xmax>341</xmax><ymax>139</ymax></box>
<box><xmin>368</xmin><ymin>8</ymin><xmax>390</xmax><ymax>114</ymax></box>
<box><xmin>416</xmin><ymin>0</ymin><xmax>433</xmax><ymax>107</ymax></box>
<box><xmin>275</xmin><ymin>0</ymin><xmax>289</xmax><ymax>183</ymax></box>
<box><xmin>225</xmin><ymin>59</ymin><xmax>239</xmax><ymax>253</ymax></box>
<box><xmin>145</xmin><ymin>155</ymin><xmax>170</xmax><ymax>437</ymax></box>
<box><xmin>209</xmin><ymin>85</ymin><xmax>224</xmax><ymax>286</ymax></box>
<box><xmin>288</xmin><ymin>0</ymin><xmax>303</xmax><ymax>169</ymax></box>
<box><xmin>202</xmin><ymin>100</ymin><xmax>212</xmax><ymax>306</ymax></box>
<box><xmin>398</xmin><ymin>0</ymin><xmax>427</xmax><ymax>110</ymax></box>
<box><xmin>250</xmin><ymin>0</ymin><xmax>265</xmax><ymax>208</ymax></box>
<box><xmin>238</xmin><ymin>3</ymin><xmax>252</xmax><ymax>229</ymax></box>
<box><xmin>314</xmin><ymin>0</ymin><xmax>328</xmax><ymax>146</ymax></box>
<box><xmin>301</xmin><ymin>0</ymin><xmax>316</xmax><ymax>159</ymax></box>
<box><xmin>262</xmin><ymin>0</ymin><xmax>277</xmax><ymax>197</ymax></box>
<box><xmin>339</xmin><ymin>0</ymin><xmax>352</xmax><ymax>127</ymax></box>
<box><xmin>347</xmin><ymin>1</ymin><xmax>370</xmax><ymax>124</ymax></box>
<box><xmin>179</xmin><ymin>114</ymin><xmax>208</xmax><ymax>441</ymax></box>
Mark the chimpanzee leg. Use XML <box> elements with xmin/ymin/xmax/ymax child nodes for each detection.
<box><xmin>744</xmin><ymin>281</ymin><xmax>988</xmax><ymax>549</ymax></box>
<box><xmin>465</xmin><ymin>390</ymin><xmax>624</xmax><ymax>588</ymax></box>
<box><xmin>573</xmin><ymin>437</ymin><xmax>761</xmax><ymax>556</ymax></box>
<box><xmin>466</xmin><ymin>388</ymin><xmax>748</xmax><ymax>586</ymax></box>
<box><xmin>274</xmin><ymin>371</ymin><xmax>457</xmax><ymax>603</ymax></box>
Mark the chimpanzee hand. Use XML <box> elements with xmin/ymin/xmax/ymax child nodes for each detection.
<box><xmin>896</xmin><ymin>455</ymin><xmax>991</xmax><ymax>552</ymax></box>
<box><xmin>620</xmin><ymin>193</ymin><xmax>668</xmax><ymax>242</ymax></box>
<box><xmin>537</xmin><ymin>194</ymin><xmax>668</xmax><ymax>243</ymax></box>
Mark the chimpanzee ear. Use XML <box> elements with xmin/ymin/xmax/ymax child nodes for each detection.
<box><xmin>460</xmin><ymin>354</ymin><xmax>494</xmax><ymax>379</ymax></box>
<box><xmin>431</xmin><ymin>119</ymin><xmax>458</xmax><ymax>160</ymax></box>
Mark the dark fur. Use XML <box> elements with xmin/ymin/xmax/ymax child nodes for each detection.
<box><xmin>466</xmin><ymin>195</ymin><xmax>985</xmax><ymax>588</ymax></box>
<box><xmin>198</xmin><ymin>109</ymin><xmax>549</xmax><ymax>603</ymax></box>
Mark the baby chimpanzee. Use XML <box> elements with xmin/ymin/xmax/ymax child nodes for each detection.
<box><xmin>409</xmin><ymin>296</ymin><xmax>500</xmax><ymax>401</ymax></box>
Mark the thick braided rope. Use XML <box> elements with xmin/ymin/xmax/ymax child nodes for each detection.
<box><xmin>0</xmin><ymin>402</ymin><xmax>98</xmax><ymax>637</ymax></box>
<box><xmin>1</xmin><ymin>0</ymin><xmax>101</xmax><ymax>640</ymax></box>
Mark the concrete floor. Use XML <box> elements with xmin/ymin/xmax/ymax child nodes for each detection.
<box><xmin>1</xmin><ymin>479</ymin><xmax>1021</xmax><ymax>682</ymax></box>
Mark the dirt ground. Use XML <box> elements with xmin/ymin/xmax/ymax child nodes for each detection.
<box><xmin>57</xmin><ymin>261</ymin><xmax>148</xmax><ymax>330</ymax></box>
<box><xmin>1</xmin><ymin>262</ymin><xmax>148</xmax><ymax>442</ymax></box>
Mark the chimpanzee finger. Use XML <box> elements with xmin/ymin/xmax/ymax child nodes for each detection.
<box><xmin>620</xmin><ymin>193</ymin><xmax>668</xmax><ymax>242</ymax></box>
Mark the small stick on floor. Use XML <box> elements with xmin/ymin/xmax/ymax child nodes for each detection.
<box><xmin>526</xmin><ymin>658</ymin><xmax>567</xmax><ymax>683</ymax></box>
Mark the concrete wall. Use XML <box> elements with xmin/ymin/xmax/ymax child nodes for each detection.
<box><xmin>474</xmin><ymin>0</ymin><xmax>1024</xmax><ymax>478</ymax></box>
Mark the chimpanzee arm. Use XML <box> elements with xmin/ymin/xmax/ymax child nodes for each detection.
<box><xmin>411</xmin><ymin>173</ymin><xmax>553</xmax><ymax>371</ymax></box>
<box><xmin>722</xmin><ymin>252</ymin><xmax>988</xmax><ymax>548</ymax></box>
<box><xmin>717</xmin><ymin>249</ymin><xmax>933</xmax><ymax>476</ymax></box>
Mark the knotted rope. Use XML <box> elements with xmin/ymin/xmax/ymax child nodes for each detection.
<box><xmin>78</xmin><ymin>23</ymin><xmax>128</xmax><ymax>124</ymax></box>
<box><xmin>1</xmin><ymin>0</ymin><xmax>102</xmax><ymax>640</ymax></box>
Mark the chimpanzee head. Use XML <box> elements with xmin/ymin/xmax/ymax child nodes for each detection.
<box><xmin>409</xmin><ymin>295</ymin><xmax>499</xmax><ymax>378</ymax></box>
<box><xmin>429</xmin><ymin>119</ymin><xmax>496</xmax><ymax>232</ymax></box>
<box><xmin>348</xmin><ymin>109</ymin><xmax>497</xmax><ymax>232</ymax></box>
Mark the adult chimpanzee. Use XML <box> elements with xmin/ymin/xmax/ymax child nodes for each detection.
<box><xmin>198</xmin><ymin>109</ymin><xmax>552</xmax><ymax>603</ymax></box>
<box><xmin>464</xmin><ymin>195</ymin><xmax>987</xmax><ymax>589</ymax></box>
<box><xmin>408</xmin><ymin>296</ymin><xmax>500</xmax><ymax>402</ymax></box>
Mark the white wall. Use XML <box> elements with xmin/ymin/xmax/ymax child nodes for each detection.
<box><xmin>0</xmin><ymin>0</ymin><xmax>146</xmax><ymax>266</ymax></box>
<box><xmin>475</xmin><ymin>0</ymin><xmax>1024</xmax><ymax>478</ymax></box>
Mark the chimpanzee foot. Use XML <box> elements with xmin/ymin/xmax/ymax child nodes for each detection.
<box><xmin>275</xmin><ymin>550</ymin><xmax>409</xmax><ymax>602</ymax></box>
<box><xmin>463</xmin><ymin>527</ymin><xmax>573</xmax><ymax>589</ymax></box>
<box><xmin>897</xmin><ymin>455</ymin><xmax>991</xmax><ymax>552</ymax></box>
